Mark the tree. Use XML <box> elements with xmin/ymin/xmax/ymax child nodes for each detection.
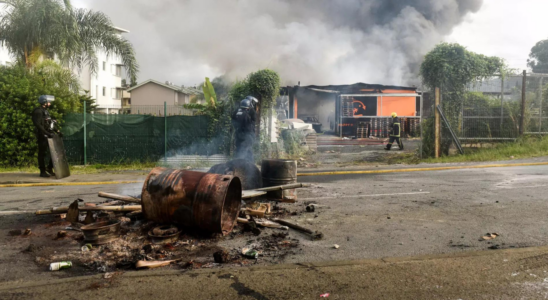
<box><xmin>420</xmin><ymin>43</ymin><xmax>504</xmax><ymax>156</ymax></box>
<box><xmin>0</xmin><ymin>0</ymin><xmax>139</xmax><ymax>84</ymax></box>
<box><xmin>528</xmin><ymin>39</ymin><xmax>548</xmax><ymax>74</ymax></box>
<box><xmin>0</xmin><ymin>64</ymin><xmax>81</xmax><ymax>166</ymax></box>
<box><xmin>78</xmin><ymin>91</ymin><xmax>98</xmax><ymax>113</ymax></box>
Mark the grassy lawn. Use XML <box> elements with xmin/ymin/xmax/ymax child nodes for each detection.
<box><xmin>422</xmin><ymin>136</ymin><xmax>548</xmax><ymax>164</ymax></box>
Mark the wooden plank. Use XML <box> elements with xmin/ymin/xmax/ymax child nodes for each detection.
<box><xmin>242</xmin><ymin>190</ymin><xmax>267</xmax><ymax>199</ymax></box>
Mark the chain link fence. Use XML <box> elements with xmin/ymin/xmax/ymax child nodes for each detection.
<box><xmin>456</xmin><ymin>72</ymin><xmax>548</xmax><ymax>141</ymax></box>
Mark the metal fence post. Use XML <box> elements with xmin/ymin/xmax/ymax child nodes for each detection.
<box><xmin>500</xmin><ymin>74</ymin><xmax>504</xmax><ymax>129</ymax></box>
<box><xmin>520</xmin><ymin>70</ymin><xmax>527</xmax><ymax>135</ymax></box>
<box><xmin>164</xmin><ymin>102</ymin><xmax>167</xmax><ymax>163</ymax></box>
<box><xmin>419</xmin><ymin>94</ymin><xmax>423</xmax><ymax>159</ymax></box>
<box><xmin>83</xmin><ymin>100</ymin><xmax>87</xmax><ymax>166</ymax></box>
<box><xmin>539</xmin><ymin>77</ymin><xmax>544</xmax><ymax>132</ymax></box>
<box><xmin>435</xmin><ymin>87</ymin><xmax>440</xmax><ymax>158</ymax></box>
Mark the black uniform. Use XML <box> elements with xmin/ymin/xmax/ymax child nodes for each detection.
<box><xmin>232</xmin><ymin>107</ymin><xmax>256</xmax><ymax>161</ymax></box>
<box><xmin>385</xmin><ymin>117</ymin><xmax>403</xmax><ymax>150</ymax></box>
<box><xmin>32</xmin><ymin>106</ymin><xmax>54</xmax><ymax>172</ymax></box>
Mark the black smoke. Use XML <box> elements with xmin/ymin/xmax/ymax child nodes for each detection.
<box><xmin>78</xmin><ymin>0</ymin><xmax>483</xmax><ymax>86</ymax></box>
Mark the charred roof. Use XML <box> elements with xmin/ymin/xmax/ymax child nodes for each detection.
<box><xmin>283</xmin><ymin>82</ymin><xmax>417</xmax><ymax>95</ymax></box>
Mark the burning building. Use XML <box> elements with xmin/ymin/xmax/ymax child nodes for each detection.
<box><xmin>283</xmin><ymin>83</ymin><xmax>422</xmax><ymax>138</ymax></box>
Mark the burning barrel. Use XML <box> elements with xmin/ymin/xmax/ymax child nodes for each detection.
<box><xmin>141</xmin><ymin>168</ymin><xmax>242</xmax><ymax>235</ymax></box>
<box><xmin>261</xmin><ymin>159</ymin><xmax>298</xmax><ymax>202</ymax></box>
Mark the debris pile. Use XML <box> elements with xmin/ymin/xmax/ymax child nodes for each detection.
<box><xmin>24</xmin><ymin>165</ymin><xmax>320</xmax><ymax>275</ymax></box>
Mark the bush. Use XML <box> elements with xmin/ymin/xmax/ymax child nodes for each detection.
<box><xmin>0</xmin><ymin>65</ymin><xmax>80</xmax><ymax>166</ymax></box>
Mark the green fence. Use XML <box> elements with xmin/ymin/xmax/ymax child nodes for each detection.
<box><xmin>61</xmin><ymin>108</ymin><xmax>217</xmax><ymax>165</ymax></box>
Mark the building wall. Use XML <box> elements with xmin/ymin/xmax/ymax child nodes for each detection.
<box><xmin>375</xmin><ymin>89</ymin><xmax>417</xmax><ymax>117</ymax></box>
<box><xmin>87</xmin><ymin>50</ymin><xmax>124</xmax><ymax>113</ymax></box>
<box><xmin>130</xmin><ymin>83</ymin><xmax>178</xmax><ymax>107</ymax></box>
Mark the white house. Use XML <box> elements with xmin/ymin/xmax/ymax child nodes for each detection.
<box><xmin>79</xmin><ymin>26</ymin><xmax>129</xmax><ymax>114</ymax></box>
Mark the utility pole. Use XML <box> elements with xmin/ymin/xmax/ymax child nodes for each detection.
<box><xmin>435</xmin><ymin>87</ymin><xmax>440</xmax><ymax>158</ymax></box>
<box><xmin>519</xmin><ymin>70</ymin><xmax>527</xmax><ymax>135</ymax></box>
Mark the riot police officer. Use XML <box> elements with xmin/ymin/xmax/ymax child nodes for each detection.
<box><xmin>384</xmin><ymin>112</ymin><xmax>404</xmax><ymax>151</ymax></box>
<box><xmin>32</xmin><ymin>95</ymin><xmax>57</xmax><ymax>177</ymax></box>
<box><xmin>232</xmin><ymin>96</ymin><xmax>258</xmax><ymax>162</ymax></box>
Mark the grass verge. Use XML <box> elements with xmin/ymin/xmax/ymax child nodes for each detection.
<box><xmin>422</xmin><ymin>136</ymin><xmax>548</xmax><ymax>164</ymax></box>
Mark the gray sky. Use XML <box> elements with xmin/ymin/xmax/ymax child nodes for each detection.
<box><xmin>72</xmin><ymin>0</ymin><xmax>548</xmax><ymax>85</ymax></box>
<box><xmin>447</xmin><ymin>0</ymin><xmax>548</xmax><ymax>72</ymax></box>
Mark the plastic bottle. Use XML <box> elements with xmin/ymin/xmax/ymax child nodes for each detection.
<box><xmin>49</xmin><ymin>261</ymin><xmax>72</xmax><ymax>271</ymax></box>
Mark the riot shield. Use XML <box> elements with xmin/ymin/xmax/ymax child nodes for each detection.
<box><xmin>47</xmin><ymin>135</ymin><xmax>71</xmax><ymax>179</ymax></box>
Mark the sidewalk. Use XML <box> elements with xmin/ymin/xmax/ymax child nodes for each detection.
<box><xmin>2</xmin><ymin>246</ymin><xmax>548</xmax><ymax>299</ymax></box>
<box><xmin>0</xmin><ymin>171</ymin><xmax>148</xmax><ymax>185</ymax></box>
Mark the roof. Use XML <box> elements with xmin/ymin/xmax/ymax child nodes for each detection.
<box><xmin>282</xmin><ymin>82</ymin><xmax>417</xmax><ymax>95</ymax></box>
<box><xmin>127</xmin><ymin>79</ymin><xmax>203</xmax><ymax>95</ymax></box>
<box><xmin>301</xmin><ymin>82</ymin><xmax>417</xmax><ymax>94</ymax></box>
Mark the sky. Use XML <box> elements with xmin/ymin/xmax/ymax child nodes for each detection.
<box><xmin>3</xmin><ymin>0</ymin><xmax>547</xmax><ymax>85</ymax></box>
<box><xmin>447</xmin><ymin>0</ymin><xmax>548</xmax><ymax>73</ymax></box>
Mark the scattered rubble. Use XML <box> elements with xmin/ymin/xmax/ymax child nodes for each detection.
<box><xmin>24</xmin><ymin>167</ymin><xmax>318</xmax><ymax>275</ymax></box>
<box><xmin>482</xmin><ymin>233</ymin><xmax>499</xmax><ymax>241</ymax></box>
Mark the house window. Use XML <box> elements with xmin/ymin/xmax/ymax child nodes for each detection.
<box><xmin>102</xmin><ymin>61</ymin><xmax>106</xmax><ymax>71</ymax></box>
<box><xmin>113</xmin><ymin>65</ymin><xmax>122</xmax><ymax>76</ymax></box>
<box><xmin>102</xmin><ymin>87</ymin><xmax>106</xmax><ymax>96</ymax></box>
<box><xmin>111</xmin><ymin>88</ymin><xmax>122</xmax><ymax>99</ymax></box>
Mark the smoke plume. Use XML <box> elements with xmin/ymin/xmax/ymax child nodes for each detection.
<box><xmin>78</xmin><ymin>0</ymin><xmax>483</xmax><ymax>86</ymax></box>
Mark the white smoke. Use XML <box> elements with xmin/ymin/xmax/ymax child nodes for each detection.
<box><xmin>78</xmin><ymin>0</ymin><xmax>483</xmax><ymax>86</ymax></box>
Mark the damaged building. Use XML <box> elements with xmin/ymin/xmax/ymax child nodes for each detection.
<box><xmin>281</xmin><ymin>83</ymin><xmax>423</xmax><ymax>138</ymax></box>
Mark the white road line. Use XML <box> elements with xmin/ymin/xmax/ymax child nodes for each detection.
<box><xmin>495</xmin><ymin>185</ymin><xmax>548</xmax><ymax>190</ymax></box>
<box><xmin>298</xmin><ymin>191</ymin><xmax>430</xmax><ymax>201</ymax></box>
<box><xmin>0</xmin><ymin>211</ymin><xmax>34</xmax><ymax>215</ymax></box>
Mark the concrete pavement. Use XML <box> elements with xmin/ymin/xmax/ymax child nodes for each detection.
<box><xmin>2</xmin><ymin>246</ymin><xmax>548</xmax><ymax>299</ymax></box>
<box><xmin>3</xmin><ymin>160</ymin><xmax>548</xmax><ymax>298</ymax></box>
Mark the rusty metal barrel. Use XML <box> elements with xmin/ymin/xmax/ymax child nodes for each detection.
<box><xmin>261</xmin><ymin>159</ymin><xmax>298</xmax><ymax>202</ymax></box>
<box><xmin>141</xmin><ymin>168</ymin><xmax>242</xmax><ymax>235</ymax></box>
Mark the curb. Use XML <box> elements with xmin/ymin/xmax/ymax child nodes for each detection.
<box><xmin>297</xmin><ymin>161</ymin><xmax>548</xmax><ymax>177</ymax></box>
<box><xmin>0</xmin><ymin>181</ymin><xmax>140</xmax><ymax>188</ymax></box>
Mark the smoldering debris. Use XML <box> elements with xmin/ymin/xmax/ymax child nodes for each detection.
<box><xmin>20</xmin><ymin>167</ymin><xmax>316</xmax><ymax>276</ymax></box>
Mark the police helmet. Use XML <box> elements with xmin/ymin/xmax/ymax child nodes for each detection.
<box><xmin>240</xmin><ymin>98</ymin><xmax>252</xmax><ymax>109</ymax></box>
<box><xmin>38</xmin><ymin>95</ymin><xmax>55</xmax><ymax>105</ymax></box>
<box><xmin>391</xmin><ymin>112</ymin><xmax>397</xmax><ymax>118</ymax></box>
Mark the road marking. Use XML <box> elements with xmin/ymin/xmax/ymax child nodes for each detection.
<box><xmin>297</xmin><ymin>162</ymin><xmax>548</xmax><ymax>177</ymax></box>
<box><xmin>0</xmin><ymin>181</ymin><xmax>140</xmax><ymax>188</ymax></box>
<box><xmin>495</xmin><ymin>184</ymin><xmax>548</xmax><ymax>190</ymax></box>
<box><xmin>298</xmin><ymin>191</ymin><xmax>430</xmax><ymax>201</ymax></box>
<box><xmin>0</xmin><ymin>211</ymin><xmax>34</xmax><ymax>215</ymax></box>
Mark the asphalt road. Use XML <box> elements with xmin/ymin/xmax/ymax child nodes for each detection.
<box><xmin>2</xmin><ymin>164</ymin><xmax>548</xmax><ymax>298</ymax></box>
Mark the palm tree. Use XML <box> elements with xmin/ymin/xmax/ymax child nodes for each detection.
<box><xmin>0</xmin><ymin>0</ymin><xmax>139</xmax><ymax>85</ymax></box>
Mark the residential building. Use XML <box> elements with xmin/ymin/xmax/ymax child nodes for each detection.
<box><xmin>0</xmin><ymin>26</ymin><xmax>130</xmax><ymax>114</ymax></box>
<box><xmin>126</xmin><ymin>79</ymin><xmax>203</xmax><ymax>115</ymax></box>
<box><xmin>79</xmin><ymin>26</ymin><xmax>129</xmax><ymax>114</ymax></box>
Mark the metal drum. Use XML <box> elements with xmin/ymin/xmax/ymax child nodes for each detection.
<box><xmin>141</xmin><ymin>168</ymin><xmax>242</xmax><ymax>235</ymax></box>
<box><xmin>261</xmin><ymin>159</ymin><xmax>298</xmax><ymax>202</ymax></box>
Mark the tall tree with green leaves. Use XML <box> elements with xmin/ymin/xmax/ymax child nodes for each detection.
<box><xmin>528</xmin><ymin>39</ymin><xmax>548</xmax><ymax>74</ymax></box>
<box><xmin>420</xmin><ymin>43</ymin><xmax>504</xmax><ymax>156</ymax></box>
<box><xmin>0</xmin><ymin>0</ymin><xmax>139</xmax><ymax>84</ymax></box>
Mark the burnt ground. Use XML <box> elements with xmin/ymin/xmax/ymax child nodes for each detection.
<box><xmin>298</xmin><ymin>136</ymin><xmax>420</xmax><ymax>168</ymax></box>
<box><xmin>0</xmin><ymin>202</ymin><xmax>305</xmax><ymax>282</ymax></box>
